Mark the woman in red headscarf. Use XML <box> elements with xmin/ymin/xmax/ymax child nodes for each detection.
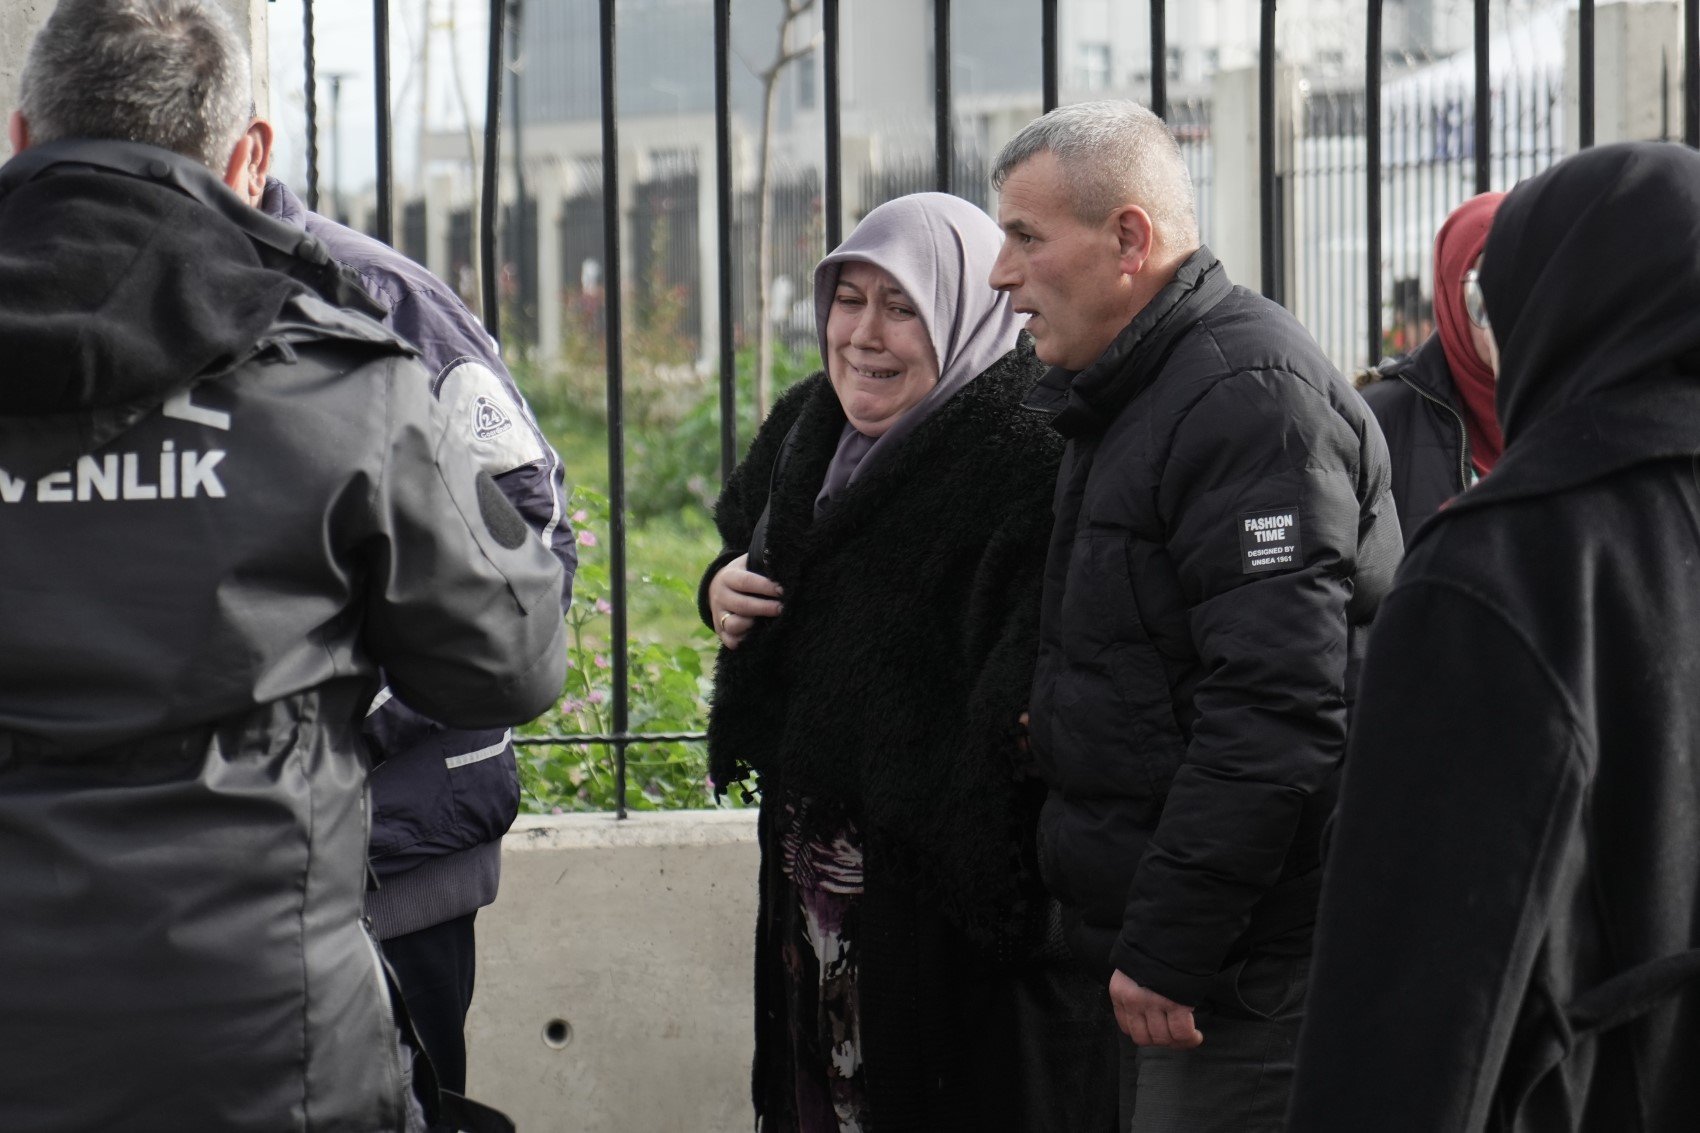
<box><xmin>1360</xmin><ymin>191</ymin><xmax>1505</xmax><ymax>540</ymax></box>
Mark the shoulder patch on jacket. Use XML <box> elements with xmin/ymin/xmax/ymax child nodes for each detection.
<box><xmin>438</xmin><ymin>359</ymin><xmax>547</xmax><ymax>475</ymax></box>
<box><xmin>1240</xmin><ymin>509</ymin><xmax>1302</xmax><ymax>573</ymax></box>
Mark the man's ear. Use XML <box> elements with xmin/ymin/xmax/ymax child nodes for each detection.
<box><xmin>221</xmin><ymin>118</ymin><xmax>274</xmax><ymax>205</ymax></box>
<box><xmin>9</xmin><ymin>111</ymin><xmax>31</xmax><ymax>155</ymax></box>
<box><xmin>1111</xmin><ymin>204</ymin><xmax>1155</xmax><ymax>279</ymax></box>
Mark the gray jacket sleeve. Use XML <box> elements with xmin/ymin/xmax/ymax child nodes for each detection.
<box><xmin>360</xmin><ymin>356</ymin><xmax>568</xmax><ymax>727</ymax></box>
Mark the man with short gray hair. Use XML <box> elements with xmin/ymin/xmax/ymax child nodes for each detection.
<box><xmin>991</xmin><ymin>100</ymin><xmax>1400</xmax><ymax>1129</ymax></box>
<box><xmin>0</xmin><ymin>1</ymin><xmax>566</xmax><ymax>1129</ymax></box>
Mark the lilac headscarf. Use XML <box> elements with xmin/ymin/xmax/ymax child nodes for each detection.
<box><xmin>812</xmin><ymin>192</ymin><xmax>1024</xmax><ymax>514</ymax></box>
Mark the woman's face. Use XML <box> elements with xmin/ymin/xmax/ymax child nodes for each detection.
<box><xmin>1463</xmin><ymin>254</ymin><xmax>1498</xmax><ymax>373</ymax></box>
<box><xmin>825</xmin><ymin>261</ymin><xmax>940</xmax><ymax>437</ymax></box>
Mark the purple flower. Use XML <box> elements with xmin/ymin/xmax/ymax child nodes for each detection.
<box><xmin>577</xmin><ymin>530</ymin><xmax>599</xmax><ymax>548</ymax></box>
<box><xmin>587</xmin><ymin>690</ymin><xmax>606</xmax><ymax>705</ymax></box>
<box><xmin>593</xmin><ymin>654</ymin><xmax>610</xmax><ymax>670</ymax></box>
<box><xmin>595</xmin><ymin>598</ymin><xmax>613</xmax><ymax>615</ymax></box>
<box><xmin>571</xmin><ymin>509</ymin><xmax>589</xmax><ymax>523</ymax></box>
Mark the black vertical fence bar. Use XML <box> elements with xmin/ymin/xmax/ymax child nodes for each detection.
<box><xmin>1042</xmin><ymin>0</ymin><xmax>1059</xmax><ymax>112</ymax></box>
<box><xmin>713</xmin><ymin>0</ymin><xmax>737</xmax><ymax>484</ymax></box>
<box><xmin>480</xmin><ymin>0</ymin><xmax>506</xmax><ymax>338</ymax></box>
<box><xmin>597</xmin><ymin>0</ymin><xmax>631</xmax><ymax>819</ymax></box>
<box><xmin>303</xmin><ymin>0</ymin><xmax>319</xmax><ymax>211</ymax></box>
<box><xmin>1474</xmin><ymin>0</ymin><xmax>1490</xmax><ymax>193</ymax></box>
<box><xmin>372</xmin><ymin>0</ymin><xmax>393</xmax><ymax>244</ymax></box>
<box><xmin>1579</xmin><ymin>0</ymin><xmax>1595</xmax><ymax>148</ymax></box>
<box><xmin>1258</xmin><ymin>0</ymin><xmax>1278</xmax><ymax>300</ymax></box>
<box><xmin>1367</xmin><ymin>1</ymin><xmax>1383</xmax><ymax>366</ymax></box>
<box><xmin>824</xmin><ymin>0</ymin><xmax>843</xmax><ymax>251</ymax></box>
<box><xmin>1150</xmin><ymin>0</ymin><xmax>1167</xmax><ymax>120</ymax></box>
<box><xmin>935</xmin><ymin>0</ymin><xmax>952</xmax><ymax>193</ymax></box>
<box><xmin>1687</xmin><ymin>0</ymin><xmax>1700</xmax><ymax>146</ymax></box>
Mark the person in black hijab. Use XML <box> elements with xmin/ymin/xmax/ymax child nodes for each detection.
<box><xmin>1288</xmin><ymin>141</ymin><xmax>1700</xmax><ymax>1132</ymax></box>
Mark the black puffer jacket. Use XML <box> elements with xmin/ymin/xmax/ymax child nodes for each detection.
<box><xmin>1291</xmin><ymin>142</ymin><xmax>1700</xmax><ymax>1133</ymax></box>
<box><xmin>1360</xmin><ymin>334</ymin><xmax>1474</xmax><ymax>540</ymax></box>
<box><xmin>701</xmin><ymin>341</ymin><xmax>1067</xmax><ymax>1130</ymax></box>
<box><xmin>1026</xmin><ymin>248</ymin><xmax>1401</xmax><ymax>1005</ymax></box>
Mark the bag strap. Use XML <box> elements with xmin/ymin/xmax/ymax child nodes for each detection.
<box><xmin>1495</xmin><ymin>947</ymin><xmax>1700</xmax><ymax>1129</ymax></box>
<box><xmin>1566</xmin><ymin>947</ymin><xmax>1700</xmax><ymax>1036</ymax></box>
<box><xmin>744</xmin><ymin>416</ymin><xmax>806</xmax><ymax>576</ymax></box>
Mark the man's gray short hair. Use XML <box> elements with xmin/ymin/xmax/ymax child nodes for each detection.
<box><xmin>992</xmin><ymin>100</ymin><xmax>1200</xmax><ymax>250</ymax></box>
<box><xmin>19</xmin><ymin>0</ymin><xmax>251</xmax><ymax>170</ymax></box>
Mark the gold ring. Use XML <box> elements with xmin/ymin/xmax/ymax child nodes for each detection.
<box><xmin>719</xmin><ymin>612</ymin><xmax>731</xmax><ymax>630</ymax></box>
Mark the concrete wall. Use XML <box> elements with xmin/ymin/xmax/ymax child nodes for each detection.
<box><xmin>0</xmin><ymin>0</ymin><xmax>268</xmax><ymax>163</ymax></box>
<box><xmin>1565</xmin><ymin>1</ymin><xmax>1683</xmax><ymax>151</ymax></box>
<box><xmin>465</xmin><ymin>811</ymin><xmax>759</xmax><ymax>1133</ymax></box>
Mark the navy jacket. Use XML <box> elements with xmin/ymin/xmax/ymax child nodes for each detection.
<box><xmin>263</xmin><ymin>180</ymin><xmax>576</xmax><ymax>937</ymax></box>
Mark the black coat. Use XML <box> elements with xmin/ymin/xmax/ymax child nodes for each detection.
<box><xmin>1025</xmin><ymin>248</ymin><xmax>1401</xmax><ymax>1004</ymax></box>
<box><xmin>1291</xmin><ymin>143</ymin><xmax>1700</xmax><ymax>1132</ymax></box>
<box><xmin>702</xmin><ymin>340</ymin><xmax>1072</xmax><ymax>1131</ymax></box>
<box><xmin>1360</xmin><ymin>334</ymin><xmax>1475</xmax><ymax>540</ymax></box>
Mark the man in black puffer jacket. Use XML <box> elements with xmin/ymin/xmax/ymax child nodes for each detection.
<box><xmin>989</xmin><ymin>101</ymin><xmax>1401</xmax><ymax>1130</ymax></box>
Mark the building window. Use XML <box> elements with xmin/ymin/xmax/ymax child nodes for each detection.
<box><xmin>1167</xmin><ymin>45</ymin><xmax>1184</xmax><ymax>83</ymax></box>
<box><xmin>1078</xmin><ymin>42</ymin><xmax>1111</xmax><ymax>90</ymax></box>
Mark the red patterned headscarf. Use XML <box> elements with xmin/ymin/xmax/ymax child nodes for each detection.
<box><xmin>1433</xmin><ymin>192</ymin><xmax>1507</xmax><ymax>474</ymax></box>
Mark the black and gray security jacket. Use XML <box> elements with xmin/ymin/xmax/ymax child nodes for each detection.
<box><xmin>1025</xmin><ymin>248</ymin><xmax>1401</xmax><ymax>1007</ymax></box>
<box><xmin>264</xmin><ymin>178</ymin><xmax>576</xmax><ymax>941</ymax></box>
<box><xmin>0</xmin><ymin>143</ymin><xmax>566</xmax><ymax>1131</ymax></box>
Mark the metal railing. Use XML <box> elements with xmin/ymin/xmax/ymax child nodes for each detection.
<box><xmin>298</xmin><ymin>0</ymin><xmax>1700</xmax><ymax>816</ymax></box>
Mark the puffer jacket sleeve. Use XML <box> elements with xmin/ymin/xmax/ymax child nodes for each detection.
<box><xmin>359</xmin><ymin>355</ymin><xmax>568</xmax><ymax>728</ymax></box>
<box><xmin>696</xmin><ymin>376</ymin><xmax>823</xmax><ymax>628</ymax></box>
<box><xmin>1111</xmin><ymin>367</ymin><xmax>1362</xmax><ymax>1004</ymax></box>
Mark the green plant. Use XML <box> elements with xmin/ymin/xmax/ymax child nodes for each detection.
<box><xmin>515</xmin><ymin>486</ymin><xmax>735</xmax><ymax>812</ymax></box>
<box><xmin>625</xmin><ymin>341</ymin><xmax>820</xmax><ymax>520</ymax></box>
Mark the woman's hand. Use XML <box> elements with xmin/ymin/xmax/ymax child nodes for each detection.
<box><xmin>709</xmin><ymin>554</ymin><xmax>784</xmax><ymax>649</ymax></box>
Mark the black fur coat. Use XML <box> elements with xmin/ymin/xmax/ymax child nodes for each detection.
<box><xmin>699</xmin><ymin>338</ymin><xmax>1065</xmax><ymax>1129</ymax></box>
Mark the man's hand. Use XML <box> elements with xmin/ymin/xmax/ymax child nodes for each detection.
<box><xmin>1110</xmin><ymin>969</ymin><xmax>1203</xmax><ymax>1049</ymax></box>
<box><xmin>708</xmin><ymin>554</ymin><xmax>784</xmax><ymax>649</ymax></box>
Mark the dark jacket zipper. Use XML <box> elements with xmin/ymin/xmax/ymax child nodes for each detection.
<box><xmin>1398</xmin><ymin>373</ymin><xmax>1474</xmax><ymax>491</ymax></box>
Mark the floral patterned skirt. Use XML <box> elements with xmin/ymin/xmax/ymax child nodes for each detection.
<box><xmin>773</xmin><ymin>798</ymin><xmax>868</xmax><ymax>1133</ymax></box>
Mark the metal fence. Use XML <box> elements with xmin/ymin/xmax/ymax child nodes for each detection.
<box><xmin>1293</xmin><ymin>66</ymin><xmax>1567</xmax><ymax>374</ymax></box>
<box><xmin>300</xmin><ymin>0</ymin><xmax>1700</xmax><ymax>817</ymax></box>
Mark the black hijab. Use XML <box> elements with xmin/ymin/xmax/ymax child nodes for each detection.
<box><xmin>1482</xmin><ymin>142</ymin><xmax>1700</xmax><ymax>445</ymax></box>
<box><xmin>1436</xmin><ymin>142</ymin><xmax>1700</xmax><ymax>522</ymax></box>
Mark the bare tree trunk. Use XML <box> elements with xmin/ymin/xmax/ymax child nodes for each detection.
<box><xmin>754</xmin><ymin>69</ymin><xmax>782</xmax><ymax>422</ymax></box>
<box><xmin>415</xmin><ymin>0</ymin><xmax>432</xmax><ymax>193</ymax></box>
<box><xmin>446</xmin><ymin>0</ymin><xmax>483</xmax><ymax>314</ymax></box>
<box><xmin>751</xmin><ymin>0</ymin><xmax>817</xmax><ymax>424</ymax></box>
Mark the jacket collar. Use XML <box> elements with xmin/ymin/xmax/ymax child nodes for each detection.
<box><xmin>1411</xmin><ymin>371</ymin><xmax>1700</xmax><ymax>543</ymax></box>
<box><xmin>1023</xmin><ymin>246</ymin><xmax>1233</xmax><ymax>437</ymax></box>
<box><xmin>1378</xmin><ymin>335</ymin><xmax>1460</xmax><ymax>406</ymax></box>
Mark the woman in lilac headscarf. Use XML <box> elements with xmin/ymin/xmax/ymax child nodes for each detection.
<box><xmin>700</xmin><ymin>194</ymin><xmax>1110</xmax><ymax>1131</ymax></box>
